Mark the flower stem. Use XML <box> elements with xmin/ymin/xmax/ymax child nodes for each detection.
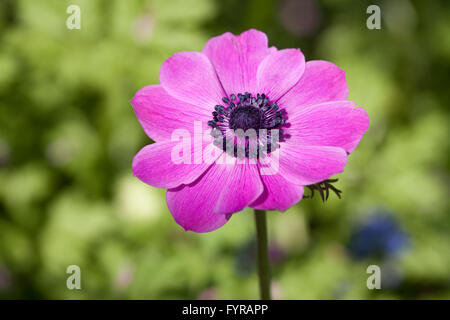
<box><xmin>254</xmin><ymin>209</ymin><xmax>271</xmax><ymax>300</ymax></box>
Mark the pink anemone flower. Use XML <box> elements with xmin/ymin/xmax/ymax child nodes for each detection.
<box><xmin>131</xmin><ymin>29</ymin><xmax>369</xmax><ymax>233</ymax></box>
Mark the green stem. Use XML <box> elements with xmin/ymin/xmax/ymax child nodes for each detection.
<box><xmin>254</xmin><ymin>209</ymin><xmax>271</xmax><ymax>300</ymax></box>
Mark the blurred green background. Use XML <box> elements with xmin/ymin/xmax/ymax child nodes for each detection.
<box><xmin>0</xmin><ymin>0</ymin><xmax>449</xmax><ymax>299</ymax></box>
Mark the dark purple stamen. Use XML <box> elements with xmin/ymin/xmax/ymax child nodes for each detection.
<box><xmin>229</xmin><ymin>106</ymin><xmax>262</xmax><ymax>131</ymax></box>
<box><xmin>207</xmin><ymin>93</ymin><xmax>286</xmax><ymax>158</ymax></box>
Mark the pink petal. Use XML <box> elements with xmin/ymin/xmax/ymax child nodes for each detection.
<box><xmin>167</xmin><ymin>158</ymin><xmax>263</xmax><ymax>233</ymax></box>
<box><xmin>287</xmin><ymin>101</ymin><xmax>369</xmax><ymax>153</ymax></box>
<box><xmin>166</xmin><ymin>186</ymin><xmax>231</xmax><ymax>233</ymax></box>
<box><xmin>261</xmin><ymin>144</ymin><xmax>348</xmax><ymax>186</ymax></box>
<box><xmin>214</xmin><ymin>157</ymin><xmax>264</xmax><ymax>214</ymax></box>
<box><xmin>279</xmin><ymin>60</ymin><xmax>349</xmax><ymax>117</ymax></box>
<box><xmin>250</xmin><ymin>172</ymin><xmax>304</xmax><ymax>211</ymax></box>
<box><xmin>159</xmin><ymin>51</ymin><xmax>225</xmax><ymax>108</ymax></box>
<box><xmin>133</xmin><ymin>140</ymin><xmax>220</xmax><ymax>189</ymax></box>
<box><xmin>131</xmin><ymin>85</ymin><xmax>212</xmax><ymax>142</ymax></box>
<box><xmin>203</xmin><ymin>29</ymin><xmax>272</xmax><ymax>95</ymax></box>
<box><xmin>257</xmin><ymin>49</ymin><xmax>305</xmax><ymax>101</ymax></box>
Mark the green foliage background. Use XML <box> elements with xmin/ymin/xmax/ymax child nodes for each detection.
<box><xmin>0</xmin><ymin>0</ymin><xmax>449</xmax><ymax>299</ymax></box>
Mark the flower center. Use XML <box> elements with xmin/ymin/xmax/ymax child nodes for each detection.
<box><xmin>229</xmin><ymin>105</ymin><xmax>262</xmax><ymax>131</ymax></box>
<box><xmin>207</xmin><ymin>92</ymin><xmax>286</xmax><ymax>158</ymax></box>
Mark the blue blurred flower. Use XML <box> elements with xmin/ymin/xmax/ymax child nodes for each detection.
<box><xmin>0</xmin><ymin>265</ymin><xmax>12</xmax><ymax>292</ymax></box>
<box><xmin>348</xmin><ymin>211</ymin><xmax>409</xmax><ymax>260</ymax></box>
